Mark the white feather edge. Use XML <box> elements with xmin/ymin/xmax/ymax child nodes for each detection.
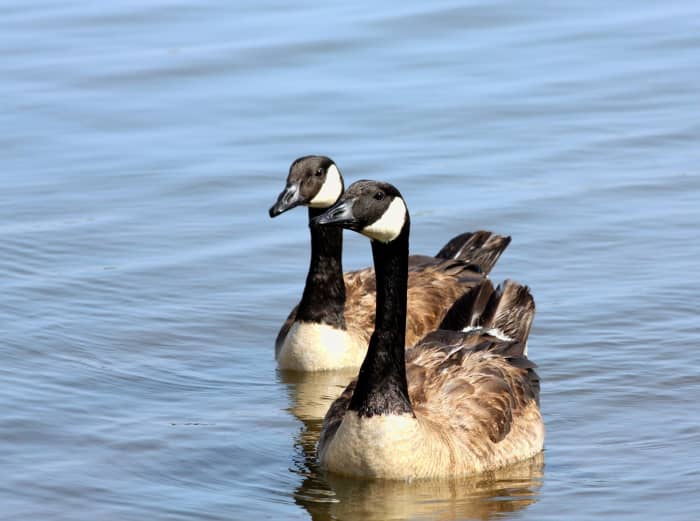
<box><xmin>461</xmin><ymin>325</ymin><xmax>514</xmax><ymax>342</ymax></box>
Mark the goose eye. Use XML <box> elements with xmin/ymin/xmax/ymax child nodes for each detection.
<box><xmin>314</xmin><ymin>168</ymin><xmax>324</xmax><ymax>177</ymax></box>
<box><xmin>374</xmin><ymin>191</ymin><xmax>385</xmax><ymax>201</ymax></box>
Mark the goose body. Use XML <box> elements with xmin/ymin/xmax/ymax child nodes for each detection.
<box><xmin>312</xmin><ymin>180</ymin><xmax>544</xmax><ymax>479</ymax></box>
<box><xmin>319</xmin><ymin>319</ymin><xmax>544</xmax><ymax>479</ymax></box>
<box><xmin>270</xmin><ymin>156</ymin><xmax>510</xmax><ymax>371</ymax></box>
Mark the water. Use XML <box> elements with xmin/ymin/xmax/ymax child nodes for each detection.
<box><xmin>2</xmin><ymin>1</ymin><xmax>699</xmax><ymax>519</ymax></box>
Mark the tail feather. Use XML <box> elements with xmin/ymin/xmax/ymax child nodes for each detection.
<box><xmin>435</xmin><ymin>231</ymin><xmax>511</xmax><ymax>275</ymax></box>
<box><xmin>481</xmin><ymin>280</ymin><xmax>535</xmax><ymax>345</ymax></box>
<box><xmin>438</xmin><ymin>279</ymin><xmax>494</xmax><ymax>331</ymax></box>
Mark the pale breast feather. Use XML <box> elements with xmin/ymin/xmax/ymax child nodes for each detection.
<box><xmin>277</xmin><ymin>321</ymin><xmax>366</xmax><ymax>371</ymax></box>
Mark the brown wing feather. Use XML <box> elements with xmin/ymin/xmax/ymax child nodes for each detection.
<box><xmin>403</xmin><ymin>260</ymin><xmax>487</xmax><ymax>347</ymax></box>
<box><xmin>334</xmin><ymin>259</ymin><xmax>489</xmax><ymax>349</ymax></box>
<box><xmin>406</xmin><ymin>333</ymin><xmax>540</xmax><ymax>445</ymax></box>
<box><xmin>435</xmin><ymin>231</ymin><xmax>512</xmax><ymax>274</ymax></box>
<box><xmin>482</xmin><ymin>280</ymin><xmax>536</xmax><ymax>343</ymax></box>
<box><xmin>341</xmin><ymin>267</ymin><xmax>377</xmax><ymax>345</ymax></box>
<box><xmin>321</xmin><ymin>331</ymin><xmax>540</xmax><ymax>451</ymax></box>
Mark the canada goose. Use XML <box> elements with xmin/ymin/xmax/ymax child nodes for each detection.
<box><xmin>269</xmin><ymin>156</ymin><xmax>511</xmax><ymax>371</ymax></box>
<box><xmin>312</xmin><ymin>180</ymin><xmax>544</xmax><ymax>479</ymax></box>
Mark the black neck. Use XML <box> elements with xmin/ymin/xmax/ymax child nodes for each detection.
<box><xmin>349</xmin><ymin>221</ymin><xmax>413</xmax><ymax>417</ymax></box>
<box><xmin>295</xmin><ymin>207</ymin><xmax>346</xmax><ymax>328</ymax></box>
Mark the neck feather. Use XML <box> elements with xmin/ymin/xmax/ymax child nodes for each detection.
<box><xmin>295</xmin><ymin>207</ymin><xmax>346</xmax><ymax>328</ymax></box>
<box><xmin>349</xmin><ymin>220</ymin><xmax>412</xmax><ymax>417</ymax></box>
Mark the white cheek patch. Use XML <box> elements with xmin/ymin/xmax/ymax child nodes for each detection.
<box><xmin>361</xmin><ymin>197</ymin><xmax>407</xmax><ymax>243</ymax></box>
<box><xmin>309</xmin><ymin>164</ymin><xmax>343</xmax><ymax>208</ymax></box>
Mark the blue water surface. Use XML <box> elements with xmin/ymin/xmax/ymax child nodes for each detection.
<box><xmin>2</xmin><ymin>1</ymin><xmax>699</xmax><ymax>520</ymax></box>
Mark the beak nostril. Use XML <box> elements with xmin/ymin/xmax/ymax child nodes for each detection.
<box><xmin>270</xmin><ymin>184</ymin><xmax>301</xmax><ymax>217</ymax></box>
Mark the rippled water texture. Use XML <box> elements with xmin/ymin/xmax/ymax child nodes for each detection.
<box><xmin>2</xmin><ymin>1</ymin><xmax>700</xmax><ymax>520</ymax></box>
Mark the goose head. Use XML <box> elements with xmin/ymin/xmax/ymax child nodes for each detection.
<box><xmin>269</xmin><ymin>156</ymin><xmax>344</xmax><ymax>217</ymax></box>
<box><xmin>311</xmin><ymin>180</ymin><xmax>408</xmax><ymax>243</ymax></box>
